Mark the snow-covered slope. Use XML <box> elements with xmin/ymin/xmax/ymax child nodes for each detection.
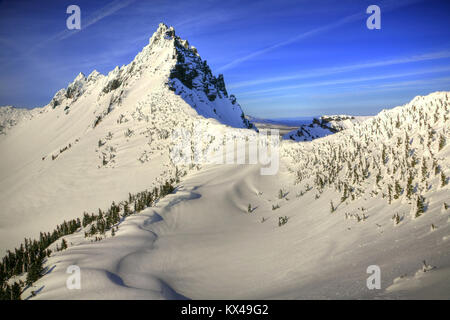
<box><xmin>1</xmin><ymin>21</ymin><xmax>449</xmax><ymax>300</ymax></box>
<box><xmin>0</xmin><ymin>23</ymin><xmax>253</xmax><ymax>253</ymax></box>
<box><xmin>283</xmin><ymin>115</ymin><xmax>371</xmax><ymax>141</ymax></box>
<box><xmin>0</xmin><ymin>106</ymin><xmax>39</xmax><ymax>135</ymax></box>
<box><xmin>18</xmin><ymin>91</ymin><xmax>450</xmax><ymax>300</ymax></box>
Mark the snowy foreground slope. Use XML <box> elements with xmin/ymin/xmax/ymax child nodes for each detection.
<box><xmin>0</xmin><ymin>23</ymin><xmax>253</xmax><ymax>253</ymax></box>
<box><xmin>283</xmin><ymin>115</ymin><xmax>371</xmax><ymax>141</ymax></box>
<box><xmin>17</xmin><ymin>91</ymin><xmax>450</xmax><ymax>299</ymax></box>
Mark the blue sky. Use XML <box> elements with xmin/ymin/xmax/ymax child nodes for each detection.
<box><xmin>1</xmin><ymin>0</ymin><xmax>450</xmax><ymax>118</ymax></box>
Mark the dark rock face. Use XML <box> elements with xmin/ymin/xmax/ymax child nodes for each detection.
<box><xmin>103</xmin><ymin>79</ymin><xmax>122</xmax><ymax>94</ymax></box>
<box><xmin>312</xmin><ymin>117</ymin><xmax>339</xmax><ymax>133</ymax></box>
<box><xmin>169</xmin><ymin>63</ymin><xmax>198</xmax><ymax>90</ymax></box>
<box><xmin>160</xmin><ymin>23</ymin><xmax>253</xmax><ymax>129</ymax></box>
<box><xmin>166</xmin><ymin>27</ymin><xmax>230</xmax><ymax>103</ymax></box>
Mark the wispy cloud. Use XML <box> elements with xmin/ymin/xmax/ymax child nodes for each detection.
<box><xmin>55</xmin><ymin>0</ymin><xmax>136</xmax><ymax>41</ymax></box>
<box><xmin>217</xmin><ymin>0</ymin><xmax>424</xmax><ymax>72</ymax></box>
<box><xmin>229</xmin><ymin>50</ymin><xmax>450</xmax><ymax>89</ymax></box>
<box><xmin>8</xmin><ymin>0</ymin><xmax>136</xmax><ymax>62</ymax></box>
<box><xmin>238</xmin><ymin>65</ymin><xmax>450</xmax><ymax>97</ymax></box>
<box><xmin>240</xmin><ymin>75</ymin><xmax>450</xmax><ymax>105</ymax></box>
<box><xmin>217</xmin><ymin>12</ymin><xmax>362</xmax><ymax>72</ymax></box>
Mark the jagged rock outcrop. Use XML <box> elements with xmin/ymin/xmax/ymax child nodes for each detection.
<box><xmin>42</xmin><ymin>23</ymin><xmax>253</xmax><ymax>129</ymax></box>
<box><xmin>283</xmin><ymin>115</ymin><xmax>370</xmax><ymax>141</ymax></box>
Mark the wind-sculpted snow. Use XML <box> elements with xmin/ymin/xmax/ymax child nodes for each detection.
<box><xmin>25</xmin><ymin>133</ymin><xmax>450</xmax><ymax>298</ymax></box>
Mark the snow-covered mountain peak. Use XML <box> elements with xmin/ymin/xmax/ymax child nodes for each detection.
<box><xmin>149</xmin><ymin>22</ymin><xmax>176</xmax><ymax>44</ymax></box>
<box><xmin>74</xmin><ymin>72</ymin><xmax>86</xmax><ymax>82</ymax></box>
<box><xmin>87</xmin><ymin>69</ymin><xmax>103</xmax><ymax>82</ymax></box>
<box><xmin>148</xmin><ymin>23</ymin><xmax>194</xmax><ymax>52</ymax></box>
<box><xmin>40</xmin><ymin>22</ymin><xmax>253</xmax><ymax>129</ymax></box>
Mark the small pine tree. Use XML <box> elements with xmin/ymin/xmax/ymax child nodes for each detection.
<box><xmin>387</xmin><ymin>184</ymin><xmax>393</xmax><ymax>204</ymax></box>
<box><xmin>438</xmin><ymin>134</ymin><xmax>445</xmax><ymax>151</ymax></box>
<box><xmin>26</xmin><ymin>260</ymin><xmax>43</xmax><ymax>286</ymax></box>
<box><xmin>421</xmin><ymin>160</ymin><xmax>428</xmax><ymax>182</ymax></box>
<box><xmin>441</xmin><ymin>172</ymin><xmax>447</xmax><ymax>187</ymax></box>
<box><xmin>415</xmin><ymin>196</ymin><xmax>425</xmax><ymax>218</ymax></box>
<box><xmin>278</xmin><ymin>189</ymin><xmax>283</xmax><ymax>199</ymax></box>
<box><xmin>392</xmin><ymin>213</ymin><xmax>401</xmax><ymax>225</ymax></box>
<box><xmin>376</xmin><ymin>170</ymin><xmax>382</xmax><ymax>185</ymax></box>
<box><xmin>406</xmin><ymin>174</ymin><xmax>414</xmax><ymax>199</ymax></box>
<box><xmin>434</xmin><ymin>162</ymin><xmax>440</xmax><ymax>175</ymax></box>
<box><xmin>278</xmin><ymin>216</ymin><xmax>288</xmax><ymax>227</ymax></box>
<box><xmin>247</xmin><ymin>204</ymin><xmax>252</xmax><ymax>213</ymax></box>
<box><xmin>11</xmin><ymin>282</ymin><xmax>22</xmax><ymax>300</ymax></box>
<box><xmin>330</xmin><ymin>200</ymin><xmax>335</xmax><ymax>213</ymax></box>
<box><xmin>394</xmin><ymin>180</ymin><xmax>402</xmax><ymax>199</ymax></box>
<box><xmin>341</xmin><ymin>184</ymin><xmax>349</xmax><ymax>202</ymax></box>
<box><xmin>60</xmin><ymin>238</ymin><xmax>68</xmax><ymax>250</ymax></box>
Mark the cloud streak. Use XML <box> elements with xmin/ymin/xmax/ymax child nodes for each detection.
<box><xmin>55</xmin><ymin>0</ymin><xmax>136</xmax><ymax>41</ymax></box>
<box><xmin>217</xmin><ymin>12</ymin><xmax>362</xmax><ymax>72</ymax></box>
<box><xmin>238</xmin><ymin>65</ymin><xmax>450</xmax><ymax>97</ymax></box>
<box><xmin>229</xmin><ymin>50</ymin><xmax>450</xmax><ymax>89</ymax></box>
<box><xmin>240</xmin><ymin>76</ymin><xmax>450</xmax><ymax>105</ymax></box>
<box><xmin>218</xmin><ymin>0</ymin><xmax>424</xmax><ymax>72</ymax></box>
<box><xmin>9</xmin><ymin>0</ymin><xmax>136</xmax><ymax>61</ymax></box>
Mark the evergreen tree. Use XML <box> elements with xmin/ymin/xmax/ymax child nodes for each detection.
<box><xmin>421</xmin><ymin>159</ymin><xmax>428</xmax><ymax>182</ymax></box>
<box><xmin>26</xmin><ymin>259</ymin><xmax>43</xmax><ymax>286</ymax></box>
<box><xmin>441</xmin><ymin>172</ymin><xmax>448</xmax><ymax>187</ymax></box>
<box><xmin>376</xmin><ymin>170</ymin><xmax>382</xmax><ymax>185</ymax></box>
<box><xmin>434</xmin><ymin>161</ymin><xmax>440</xmax><ymax>175</ymax></box>
<box><xmin>438</xmin><ymin>134</ymin><xmax>445</xmax><ymax>151</ymax></box>
<box><xmin>11</xmin><ymin>282</ymin><xmax>21</xmax><ymax>300</ymax></box>
<box><xmin>278</xmin><ymin>216</ymin><xmax>288</xmax><ymax>227</ymax></box>
<box><xmin>394</xmin><ymin>180</ymin><xmax>402</xmax><ymax>199</ymax></box>
<box><xmin>387</xmin><ymin>184</ymin><xmax>393</xmax><ymax>204</ymax></box>
<box><xmin>416</xmin><ymin>196</ymin><xmax>425</xmax><ymax>218</ymax></box>
<box><xmin>392</xmin><ymin>213</ymin><xmax>400</xmax><ymax>225</ymax></box>
<box><xmin>406</xmin><ymin>173</ymin><xmax>414</xmax><ymax>199</ymax></box>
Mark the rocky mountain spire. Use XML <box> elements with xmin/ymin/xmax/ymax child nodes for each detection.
<box><xmin>45</xmin><ymin>22</ymin><xmax>254</xmax><ymax>129</ymax></box>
